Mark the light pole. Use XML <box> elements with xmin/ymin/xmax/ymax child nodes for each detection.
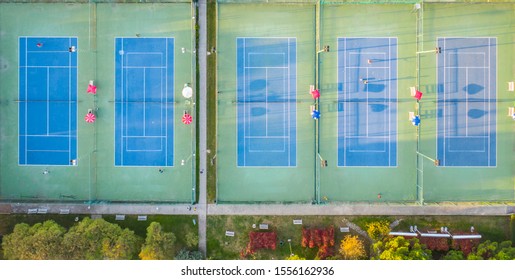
<box><xmin>287</xmin><ymin>238</ymin><xmax>293</xmax><ymax>256</ymax></box>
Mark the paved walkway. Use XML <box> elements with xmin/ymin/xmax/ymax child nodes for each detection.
<box><xmin>4</xmin><ymin>202</ymin><xmax>513</xmax><ymax>216</ymax></box>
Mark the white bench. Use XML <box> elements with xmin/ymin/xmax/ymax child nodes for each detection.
<box><xmin>37</xmin><ymin>208</ymin><xmax>48</xmax><ymax>214</ymax></box>
<box><xmin>137</xmin><ymin>215</ymin><xmax>147</xmax><ymax>221</ymax></box>
<box><xmin>293</xmin><ymin>219</ymin><xmax>303</xmax><ymax>225</ymax></box>
<box><xmin>115</xmin><ymin>215</ymin><xmax>125</xmax><ymax>221</ymax></box>
<box><xmin>225</xmin><ymin>231</ymin><xmax>235</xmax><ymax>237</ymax></box>
<box><xmin>27</xmin><ymin>208</ymin><xmax>38</xmax><ymax>214</ymax></box>
<box><xmin>59</xmin><ymin>209</ymin><xmax>70</xmax><ymax>214</ymax></box>
<box><xmin>259</xmin><ymin>224</ymin><xmax>269</xmax><ymax>230</ymax></box>
<box><xmin>340</xmin><ymin>227</ymin><xmax>350</xmax><ymax>233</ymax></box>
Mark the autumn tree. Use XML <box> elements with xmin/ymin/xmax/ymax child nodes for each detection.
<box><xmin>366</xmin><ymin>221</ymin><xmax>390</xmax><ymax>241</ymax></box>
<box><xmin>2</xmin><ymin>220</ymin><xmax>66</xmax><ymax>260</ymax></box>
<box><xmin>373</xmin><ymin>236</ymin><xmax>431</xmax><ymax>260</ymax></box>
<box><xmin>339</xmin><ymin>235</ymin><xmax>366</xmax><ymax>260</ymax></box>
<box><xmin>62</xmin><ymin>217</ymin><xmax>141</xmax><ymax>260</ymax></box>
<box><xmin>139</xmin><ymin>222</ymin><xmax>177</xmax><ymax>260</ymax></box>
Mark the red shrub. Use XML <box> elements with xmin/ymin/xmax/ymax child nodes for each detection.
<box><xmin>420</xmin><ymin>237</ymin><xmax>450</xmax><ymax>251</ymax></box>
<box><xmin>452</xmin><ymin>238</ymin><xmax>480</xmax><ymax>256</ymax></box>
<box><xmin>241</xmin><ymin>231</ymin><xmax>277</xmax><ymax>258</ymax></box>
<box><xmin>301</xmin><ymin>226</ymin><xmax>335</xmax><ymax>259</ymax></box>
<box><xmin>301</xmin><ymin>228</ymin><xmax>310</xmax><ymax>248</ymax></box>
<box><xmin>316</xmin><ymin>245</ymin><xmax>334</xmax><ymax>260</ymax></box>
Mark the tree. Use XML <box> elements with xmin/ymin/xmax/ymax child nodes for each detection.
<box><xmin>139</xmin><ymin>222</ymin><xmax>176</xmax><ymax>260</ymax></box>
<box><xmin>339</xmin><ymin>235</ymin><xmax>366</xmax><ymax>260</ymax></box>
<box><xmin>174</xmin><ymin>248</ymin><xmax>203</xmax><ymax>260</ymax></box>
<box><xmin>373</xmin><ymin>236</ymin><xmax>431</xmax><ymax>260</ymax></box>
<box><xmin>62</xmin><ymin>218</ymin><xmax>141</xmax><ymax>260</ymax></box>
<box><xmin>467</xmin><ymin>240</ymin><xmax>515</xmax><ymax>260</ymax></box>
<box><xmin>443</xmin><ymin>250</ymin><xmax>464</xmax><ymax>260</ymax></box>
<box><xmin>185</xmin><ymin>231</ymin><xmax>199</xmax><ymax>248</ymax></box>
<box><xmin>366</xmin><ymin>221</ymin><xmax>390</xmax><ymax>241</ymax></box>
<box><xmin>2</xmin><ymin>220</ymin><xmax>66</xmax><ymax>260</ymax></box>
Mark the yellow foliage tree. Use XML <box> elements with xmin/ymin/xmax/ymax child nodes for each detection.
<box><xmin>339</xmin><ymin>235</ymin><xmax>366</xmax><ymax>260</ymax></box>
<box><xmin>366</xmin><ymin>221</ymin><xmax>390</xmax><ymax>241</ymax></box>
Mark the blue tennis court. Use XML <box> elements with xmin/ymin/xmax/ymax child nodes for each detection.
<box><xmin>236</xmin><ymin>37</ymin><xmax>297</xmax><ymax>167</ymax></box>
<box><xmin>115</xmin><ymin>38</ymin><xmax>174</xmax><ymax>166</ymax></box>
<box><xmin>337</xmin><ymin>37</ymin><xmax>397</xmax><ymax>167</ymax></box>
<box><xmin>437</xmin><ymin>37</ymin><xmax>496</xmax><ymax>167</ymax></box>
<box><xmin>18</xmin><ymin>37</ymin><xmax>78</xmax><ymax>166</ymax></box>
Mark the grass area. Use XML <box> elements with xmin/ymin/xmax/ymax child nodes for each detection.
<box><xmin>207</xmin><ymin>215</ymin><xmax>512</xmax><ymax>260</ymax></box>
<box><xmin>207</xmin><ymin>215</ymin><xmax>361</xmax><ymax>260</ymax></box>
<box><xmin>0</xmin><ymin>214</ymin><xmax>198</xmax><ymax>259</ymax></box>
<box><xmin>206</xmin><ymin>0</ymin><xmax>217</xmax><ymax>203</ymax></box>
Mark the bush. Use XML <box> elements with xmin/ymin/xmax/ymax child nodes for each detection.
<box><xmin>301</xmin><ymin>226</ymin><xmax>335</xmax><ymax>260</ymax></box>
<box><xmin>175</xmin><ymin>249</ymin><xmax>203</xmax><ymax>260</ymax></box>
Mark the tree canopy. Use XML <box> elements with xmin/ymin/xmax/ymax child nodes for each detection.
<box><xmin>61</xmin><ymin>217</ymin><xmax>141</xmax><ymax>260</ymax></box>
<box><xmin>467</xmin><ymin>240</ymin><xmax>515</xmax><ymax>260</ymax></box>
<box><xmin>175</xmin><ymin>249</ymin><xmax>204</xmax><ymax>260</ymax></box>
<box><xmin>2</xmin><ymin>220</ymin><xmax>66</xmax><ymax>260</ymax></box>
<box><xmin>2</xmin><ymin>218</ymin><xmax>142</xmax><ymax>260</ymax></box>
<box><xmin>339</xmin><ymin>235</ymin><xmax>366</xmax><ymax>260</ymax></box>
<box><xmin>366</xmin><ymin>221</ymin><xmax>390</xmax><ymax>241</ymax></box>
<box><xmin>373</xmin><ymin>236</ymin><xmax>431</xmax><ymax>260</ymax></box>
<box><xmin>139</xmin><ymin>222</ymin><xmax>177</xmax><ymax>260</ymax></box>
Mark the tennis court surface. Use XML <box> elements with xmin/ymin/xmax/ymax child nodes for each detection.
<box><xmin>437</xmin><ymin>37</ymin><xmax>496</xmax><ymax>167</ymax></box>
<box><xmin>337</xmin><ymin>37</ymin><xmax>397</xmax><ymax>167</ymax></box>
<box><xmin>115</xmin><ymin>37</ymin><xmax>175</xmax><ymax>167</ymax></box>
<box><xmin>18</xmin><ymin>37</ymin><xmax>78</xmax><ymax>166</ymax></box>
<box><xmin>237</xmin><ymin>37</ymin><xmax>297</xmax><ymax>167</ymax></box>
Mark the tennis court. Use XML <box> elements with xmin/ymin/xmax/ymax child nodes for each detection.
<box><xmin>437</xmin><ymin>37</ymin><xmax>496</xmax><ymax>167</ymax></box>
<box><xmin>337</xmin><ymin>37</ymin><xmax>397</xmax><ymax>167</ymax></box>
<box><xmin>237</xmin><ymin>37</ymin><xmax>297</xmax><ymax>167</ymax></box>
<box><xmin>115</xmin><ymin>37</ymin><xmax>175</xmax><ymax>167</ymax></box>
<box><xmin>18</xmin><ymin>37</ymin><xmax>78</xmax><ymax>166</ymax></box>
<box><xmin>0</xmin><ymin>2</ymin><xmax>195</xmax><ymax>203</ymax></box>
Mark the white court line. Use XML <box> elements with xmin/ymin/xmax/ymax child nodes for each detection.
<box><xmin>118</xmin><ymin>40</ymin><xmax>172</xmax><ymax>165</ymax></box>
